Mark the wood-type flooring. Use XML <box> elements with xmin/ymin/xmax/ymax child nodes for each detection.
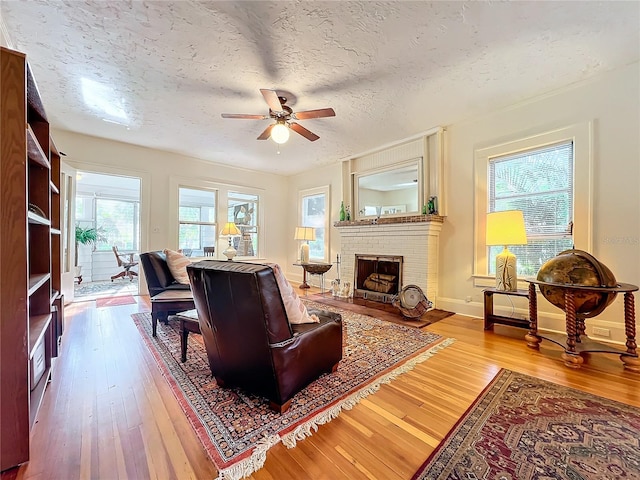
<box><xmin>4</xmin><ymin>288</ymin><xmax>639</xmax><ymax>480</ymax></box>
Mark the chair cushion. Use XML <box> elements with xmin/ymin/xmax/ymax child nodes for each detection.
<box><xmin>163</xmin><ymin>249</ymin><xmax>190</xmax><ymax>285</ymax></box>
<box><xmin>270</xmin><ymin>263</ymin><xmax>319</xmax><ymax>324</ymax></box>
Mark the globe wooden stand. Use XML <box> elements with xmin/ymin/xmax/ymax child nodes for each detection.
<box><xmin>526</xmin><ymin>281</ymin><xmax>639</xmax><ymax>371</ymax></box>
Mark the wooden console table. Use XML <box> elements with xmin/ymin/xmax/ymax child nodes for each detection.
<box><xmin>483</xmin><ymin>287</ymin><xmax>530</xmax><ymax>330</ymax></box>
<box><xmin>525</xmin><ymin>280</ymin><xmax>639</xmax><ymax>371</ymax></box>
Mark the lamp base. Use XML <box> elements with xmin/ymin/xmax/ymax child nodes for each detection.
<box><xmin>223</xmin><ymin>245</ymin><xmax>237</xmax><ymax>261</ymax></box>
<box><xmin>496</xmin><ymin>247</ymin><xmax>518</xmax><ymax>291</ymax></box>
<box><xmin>300</xmin><ymin>243</ymin><xmax>310</xmax><ymax>264</ymax></box>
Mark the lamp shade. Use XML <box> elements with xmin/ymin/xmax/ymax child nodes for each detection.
<box><xmin>486</xmin><ymin>210</ymin><xmax>527</xmax><ymax>246</ymax></box>
<box><xmin>294</xmin><ymin>226</ymin><xmax>316</xmax><ymax>242</ymax></box>
<box><xmin>271</xmin><ymin>123</ymin><xmax>290</xmax><ymax>144</ymax></box>
<box><xmin>221</xmin><ymin>222</ymin><xmax>241</xmax><ymax>236</ymax></box>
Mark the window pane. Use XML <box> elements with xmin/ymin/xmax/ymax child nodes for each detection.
<box><xmin>179</xmin><ymin>187</ymin><xmax>217</xmax><ymax>254</ymax></box>
<box><xmin>302</xmin><ymin>193</ymin><xmax>326</xmax><ymax>259</ymax></box>
<box><xmin>228</xmin><ymin>192</ymin><xmax>259</xmax><ymax>257</ymax></box>
<box><xmin>488</xmin><ymin>141</ymin><xmax>573</xmax><ymax>275</ymax></box>
<box><xmin>96</xmin><ymin>198</ymin><xmax>138</xmax><ymax>251</ymax></box>
<box><xmin>179</xmin><ymin>224</ymin><xmax>217</xmax><ymax>256</ymax></box>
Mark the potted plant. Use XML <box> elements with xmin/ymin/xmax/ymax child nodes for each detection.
<box><xmin>75</xmin><ymin>225</ymin><xmax>105</xmax><ymax>278</ymax></box>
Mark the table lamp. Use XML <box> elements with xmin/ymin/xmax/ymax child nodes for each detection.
<box><xmin>221</xmin><ymin>222</ymin><xmax>241</xmax><ymax>261</ymax></box>
<box><xmin>294</xmin><ymin>226</ymin><xmax>316</xmax><ymax>263</ymax></box>
<box><xmin>486</xmin><ymin>210</ymin><xmax>527</xmax><ymax>291</ymax></box>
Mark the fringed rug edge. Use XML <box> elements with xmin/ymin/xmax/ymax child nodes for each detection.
<box><xmin>132</xmin><ymin>312</ymin><xmax>455</xmax><ymax>480</ymax></box>
<box><xmin>217</xmin><ymin>337</ymin><xmax>455</xmax><ymax>480</ymax></box>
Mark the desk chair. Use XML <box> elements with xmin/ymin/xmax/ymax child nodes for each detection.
<box><xmin>111</xmin><ymin>246</ymin><xmax>139</xmax><ymax>281</ymax></box>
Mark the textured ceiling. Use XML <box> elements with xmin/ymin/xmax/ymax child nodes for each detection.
<box><xmin>2</xmin><ymin>1</ymin><xmax>639</xmax><ymax>175</ymax></box>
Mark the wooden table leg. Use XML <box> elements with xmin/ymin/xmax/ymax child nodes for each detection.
<box><xmin>525</xmin><ymin>283</ymin><xmax>541</xmax><ymax>348</ymax></box>
<box><xmin>484</xmin><ymin>291</ymin><xmax>494</xmax><ymax>331</ymax></box>
<box><xmin>621</xmin><ymin>292</ymin><xmax>639</xmax><ymax>371</ymax></box>
<box><xmin>561</xmin><ymin>289</ymin><xmax>583</xmax><ymax>368</ymax></box>
<box><xmin>181</xmin><ymin>321</ymin><xmax>189</xmax><ymax>363</ymax></box>
<box><xmin>299</xmin><ymin>267</ymin><xmax>310</xmax><ymax>289</ymax></box>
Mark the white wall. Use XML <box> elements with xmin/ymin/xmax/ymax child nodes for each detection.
<box><xmin>52</xmin><ymin>61</ymin><xmax>639</xmax><ymax>345</ymax></box>
<box><xmin>52</xmin><ymin>129</ymin><xmax>289</xmax><ymax>293</ymax></box>
<box><xmin>287</xmin><ymin>163</ymin><xmax>343</xmax><ymax>286</ymax></box>
<box><xmin>289</xmin><ymin>62</ymin><xmax>639</xmax><ymax>344</ymax></box>
<box><xmin>438</xmin><ymin>62</ymin><xmax>639</xmax><ymax>343</ymax></box>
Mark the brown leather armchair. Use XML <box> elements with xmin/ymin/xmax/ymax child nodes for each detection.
<box><xmin>187</xmin><ymin>260</ymin><xmax>343</xmax><ymax>413</ymax></box>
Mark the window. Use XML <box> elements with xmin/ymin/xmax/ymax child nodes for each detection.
<box><xmin>179</xmin><ymin>187</ymin><xmax>217</xmax><ymax>256</ymax></box>
<box><xmin>474</xmin><ymin>122</ymin><xmax>593</xmax><ymax>283</ymax></box>
<box><xmin>299</xmin><ymin>186</ymin><xmax>330</xmax><ymax>262</ymax></box>
<box><xmin>488</xmin><ymin>142</ymin><xmax>574</xmax><ymax>276</ymax></box>
<box><xmin>228</xmin><ymin>191</ymin><xmax>259</xmax><ymax>258</ymax></box>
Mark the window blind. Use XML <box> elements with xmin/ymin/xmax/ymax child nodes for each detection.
<box><xmin>488</xmin><ymin>140</ymin><xmax>574</xmax><ymax>276</ymax></box>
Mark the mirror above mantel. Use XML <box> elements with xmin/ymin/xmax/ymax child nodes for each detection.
<box><xmin>354</xmin><ymin>159</ymin><xmax>422</xmax><ymax>219</ymax></box>
<box><xmin>344</xmin><ymin>127</ymin><xmax>446</xmax><ymax>221</ymax></box>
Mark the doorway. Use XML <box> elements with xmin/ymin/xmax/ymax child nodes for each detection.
<box><xmin>73</xmin><ymin>171</ymin><xmax>141</xmax><ymax>302</ymax></box>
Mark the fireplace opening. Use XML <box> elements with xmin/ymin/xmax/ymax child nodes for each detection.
<box><xmin>354</xmin><ymin>254</ymin><xmax>403</xmax><ymax>303</ymax></box>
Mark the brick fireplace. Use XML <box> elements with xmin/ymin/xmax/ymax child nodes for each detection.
<box><xmin>334</xmin><ymin>215</ymin><xmax>443</xmax><ymax>306</ymax></box>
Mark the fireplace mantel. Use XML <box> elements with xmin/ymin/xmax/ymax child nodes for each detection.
<box><xmin>334</xmin><ymin>214</ymin><xmax>445</xmax><ymax>228</ymax></box>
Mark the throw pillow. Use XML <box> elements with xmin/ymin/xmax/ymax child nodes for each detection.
<box><xmin>269</xmin><ymin>263</ymin><xmax>319</xmax><ymax>324</ymax></box>
<box><xmin>163</xmin><ymin>249</ymin><xmax>191</xmax><ymax>285</ymax></box>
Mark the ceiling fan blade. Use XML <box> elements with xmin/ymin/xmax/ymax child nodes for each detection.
<box><xmin>257</xmin><ymin>124</ymin><xmax>274</xmax><ymax>140</ymax></box>
<box><xmin>293</xmin><ymin>108</ymin><xmax>336</xmax><ymax>120</ymax></box>
<box><xmin>260</xmin><ymin>88</ymin><xmax>284</xmax><ymax>112</ymax></box>
<box><xmin>290</xmin><ymin>122</ymin><xmax>320</xmax><ymax>142</ymax></box>
<box><xmin>221</xmin><ymin>113</ymin><xmax>269</xmax><ymax>119</ymax></box>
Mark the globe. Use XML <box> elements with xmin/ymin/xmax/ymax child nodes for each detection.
<box><xmin>536</xmin><ymin>249</ymin><xmax>618</xmax><ymax>318</ymax></box>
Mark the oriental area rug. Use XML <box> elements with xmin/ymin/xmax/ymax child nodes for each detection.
<box><xmin>412</xmin><ymin>369</ymin><xmax>640</xmax><ymax>480</ymax></box>
<box><xmin>132</xmin><ymin>304</ymin><xmax>453</xmax><ymax>480</ymax></box>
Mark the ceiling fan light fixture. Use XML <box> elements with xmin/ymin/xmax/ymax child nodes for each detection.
<box><xmin>271</xmin><ymin>122</ymin><xmax>290</xmax><ymax>144</ymax></box>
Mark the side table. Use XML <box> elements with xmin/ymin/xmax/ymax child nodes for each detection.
<box><xmin>483</xmin><ymin>287</ymin><xmax>530</xmax><ymax>330</ymax></box>
<box><xmin>294</xmin><ymin>262</ymin><xmax>332</xmax><ymax>291</ymax></box>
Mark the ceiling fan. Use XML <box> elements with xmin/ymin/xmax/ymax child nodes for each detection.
<box><xmin>221</xmin><ymin>89</ymin><xmax>335</xmax><ymax>143</ymax></box>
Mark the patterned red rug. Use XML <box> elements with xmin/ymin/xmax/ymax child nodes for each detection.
<box><xmin>132</xmin><ymin>301</ymin><xmax>453</xmax><ymax>480</ymax></box>
<box><xmin>412</xmin><ymin>369</ymin><xmax>640</xmax><ymax>480</ymax></box>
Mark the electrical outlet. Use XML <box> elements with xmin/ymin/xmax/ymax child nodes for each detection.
<box><xmin>465</xmin><ymin>296</ymin><xmax>472</xmax><ymax>303</ymax></box>
<box><xmin>593</xmin><ymin>327</ymin><xmax>611</xmax><ymax>337</ymax></box>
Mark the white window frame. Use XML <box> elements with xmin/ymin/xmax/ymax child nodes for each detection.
<box><xmin>178</xmin><ymin>186</ymin><xmax>217</xmax><ymax>255</ymax></box>
<box><xmin>298</xmin><ymin>185</ymin><xmax>330</xmax><ymax>263</ymax></box>
<box><xmin>473</xmin><ymin>122</ymin><xmax>593</xmax><ymax>287</ymax></box>
<box><xmin>227</xmin><ymin>190</ymin><xmax>261</xmax><ymax>259</ymax></box>
<box><xmin>170</xmin><ymin>177</ymin><xmax>266</xmax><ymax>259</ymax></box>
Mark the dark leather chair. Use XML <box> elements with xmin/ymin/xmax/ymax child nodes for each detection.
<box><xmin>139</xmin><ymin>251</ymin><xmax>195</xmax><ymax>336</ymax></box>
<box><xmin>187</xmin><ymin>260</ymin><xmax>343</xmax><ymax>413</ymax></box>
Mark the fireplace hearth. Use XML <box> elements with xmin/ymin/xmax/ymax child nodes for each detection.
<box><xmin>354</xmin><ymin>254</ymin><xmax>403</xmax><ymax>303</ymax></box>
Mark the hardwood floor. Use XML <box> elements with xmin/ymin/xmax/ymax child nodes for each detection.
<box><xmin>6</xmin><ymin>292</ymin><xmax>640</xmax><ymax>480</ymax></box>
